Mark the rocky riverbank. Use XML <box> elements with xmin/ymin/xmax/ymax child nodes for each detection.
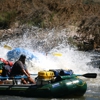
<box><xmin>0</xmin><ymin>0</ymin><xmax>100</xmax><ymax>51</ymax></box>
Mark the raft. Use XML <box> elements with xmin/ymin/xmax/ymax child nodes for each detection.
<box><xmin>7</xmin><ymin>47</ymin><xmax>37</xmax><ymax>60</ymax></box>
<box><xmin>0</xmin><ymin>69</ymin><xmax>87</xmax><ymax>98</ymax></box>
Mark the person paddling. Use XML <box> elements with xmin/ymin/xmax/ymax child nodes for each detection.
<box><xmin>10</xmin><ymin>54</ymin><xmax>36</xmax><ymax>84</ymax></box>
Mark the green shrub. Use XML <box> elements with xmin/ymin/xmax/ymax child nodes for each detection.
<box><xmin>0</xmin><ymin>11</ymin><xmax>17</xmax><ymax>29</ymax></box>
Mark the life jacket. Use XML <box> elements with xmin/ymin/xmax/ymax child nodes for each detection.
<box><xmin>0</xmin><ymin>58</ymin><xmax>13</xmax><ymax>67</ymax></box>
<box><xmin>0</xmin><ymin>58</ymin><xmax>13</xmax><ymax>77</ymax></box>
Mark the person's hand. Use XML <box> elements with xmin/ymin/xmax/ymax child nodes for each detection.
<box><xmin>27</xmin><ymin>75</ymin><xmax>30</xmax><ymax>78</ymax></box>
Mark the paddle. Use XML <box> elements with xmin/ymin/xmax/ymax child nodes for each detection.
<box><xmin>59</xmin><ymin>73</ymin><xmax>97</xmax><ymax>80</ymax></box>
<box><xmin>30</xmin><ymin>74</ymin><xmax>37</xmax><ymax>76</ymax></box>
<box><xmin>4</xmin><ymin>45</ymin><xmax>12</xmax><ymax>50</ymax></box>
<box><xmin>52</xmin><ymin>52</ymin><xmax>62</xmax><ymax>57</ymax></box>
<box><xmin>30</xmin><ymin>73</ymin><xmax>97</xmax><ymax>78</ymax></box>
<box><xmin>4</xmin><ymin>45</ymin><xmax>62</xmax><ymax>57</ymax></box>
<box><xmin>0</xmin><ymin>74</ymin><xmax>38</xmax><ymax>80</ymax></box>
<box><xmin>0</xmin><ymin>73</ymin><xmax>97</xmax><ymax>80</ymax></box>
<box><xmin>0</xmin><ymin>76</ymin><xmax>27</xmax><ymax>79</ymax></box>
<box><xmin>76</xmin><ymin>73</ymin><xmax>97</xmax><ymax>78</ymax></box>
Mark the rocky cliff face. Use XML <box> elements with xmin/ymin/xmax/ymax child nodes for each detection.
<box><xmin>0</xmin><ymin>0</ymin><xmax>100</xmax><ymax>51</ymax></box>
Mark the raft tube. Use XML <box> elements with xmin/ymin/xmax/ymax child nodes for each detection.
<box><xmin>36</xmin><ymin>77</ymin><xmax>87</xmax><ymax>97</ymax></box>
<box><xmin>7</xmin><ymin>48</ymin><xmax>37</xmax><ymax>60</ymax></box>
<box><xmin>0</xmin><ymin>75</ymin><xmax>87</xmax><ymax>98</ymax></box>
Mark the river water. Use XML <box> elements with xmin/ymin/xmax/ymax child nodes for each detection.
<box><xmin>0</xmin><ymin>27</ymin><xmax>100</xmax><ymax>100</ymax></box>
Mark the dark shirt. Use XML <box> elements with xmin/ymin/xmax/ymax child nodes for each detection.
<box><xmin>2</xmin><ymin>65</ymin><xmax>11</xmax><ymax>77</ymax></box>
<box><xmin>10</xmin><ymin>60</ymin><xmax>26</xmax><ymax>76</ymax></box>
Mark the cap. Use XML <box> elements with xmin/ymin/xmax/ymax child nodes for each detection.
<box><xmin>19</xmin><ymin>54</ymin><xmax>26</xmax><ymax>59</ymax></box>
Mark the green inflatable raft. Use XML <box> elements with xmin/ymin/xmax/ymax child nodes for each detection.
<box><xmin>0</xmin><ymin>68</ymin><xmax>97</xmax><ymax>98</ymax></box>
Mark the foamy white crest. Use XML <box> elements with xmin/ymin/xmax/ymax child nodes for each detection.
<box><xmin>0</xmin><ymin>27</ymin><xmax>100</xmax><ymax>84</ymax></box>
<box><xmin>0</xmin><ymin>47</ymin><xmax>9</xmax><ymax>60</ymax></box>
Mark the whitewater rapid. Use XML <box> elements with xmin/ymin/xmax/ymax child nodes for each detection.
<box><xmin>0</xmin><ymin>27</ymin><xmax>100</xmax><ymax>85</ymax></box>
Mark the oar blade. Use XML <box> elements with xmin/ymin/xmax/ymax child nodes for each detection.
<box><xmin>53</xmin><ymin>53</ymin><xmax>62</xmax><ymax>56</ymax></box>
<box><xmin>4</xmin><ymin>45</ymin><xmax>12</xmax><ymax>50</ymax></box>
<box><xmin>83</xmin><ymin>73</ymin><xmax>97</xmax><ymax>78</ymax></box>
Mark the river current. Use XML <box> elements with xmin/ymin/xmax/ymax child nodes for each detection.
<box><xmin>0</xmin><ymin>27</ymin><xmax>100</xmax><ymax>100</ymax></box>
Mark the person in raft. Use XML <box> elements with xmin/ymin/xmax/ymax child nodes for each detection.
<box><xmin>10</xmin><ymin>54</ymin><xmax>36</xmax><ymax>84</ymax></box>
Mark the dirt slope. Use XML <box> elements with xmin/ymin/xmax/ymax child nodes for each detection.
<box><xmin>0</xmin><ymin>0</ymin><xmax>100</xmax><ymax>51</ymax></box>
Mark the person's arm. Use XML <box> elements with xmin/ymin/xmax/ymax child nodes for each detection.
<box><xmin>19</xmin><ymin>61</ymin><xmax>30</xmax><ymax>78</ymax></box>
<box><xmin>22</xmin><ymin>68</ymin><xmax>30</xmax><ymax>78</ymax></box>
<box><xmin>24</xmin><ymin>64</ymin><xmax>30</xmax><ymax>76</ymax></box>
<box><xmin>25</xmin><ymin>69</ymin><xmax>30</xmax><ymax>75</ymax></box>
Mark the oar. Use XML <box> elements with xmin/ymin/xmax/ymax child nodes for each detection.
<box><xmin>31</xmin><ymin>73</ymin><xmax>97</xmax><ymax>79</ymax></box>
<box><xmin>53</xmin><ymin>52</ymin><xmax>62</xmax><ymax>56</ymax></box>
<box><xmin>30</xmin><ymin>73</ymin><xmax>98</xmax><ymax>78</ymax></box>
<box><xmin>76</xmin><ymin>73</ymin><xmax>97</xmax><ymax>78</ymax></box>
<box><xmin>4</xmin><ymin>45</ymin><xmax>12</xmax><ymax>50</ymax></box>
<box><xmin>4</xmin><ymin>44</ymin><xmax>62</xmax><ymax>57</ymax></box>
<box><xmin>0</xmin><ymin>73</ymin><xmax>97</xmax><ymax>80</ymax></box>
<box><xmin>59</xmin><ymin>73</ymin><xmax>97</xmax><ymax>80</ymax></box>
<box><xmin>0</xmin><ymin>74</ymin><xmax>37</xmax><ymax>80</ymax></box>
<box><xmin>30</xmin><ymin>74</ymin><xmax>37</xmax><ymax>76</ymax></box>
<box><xmin>0</xmin><ymin>76</ymin><xmax>27</xmax><ymax>79</ymax></box>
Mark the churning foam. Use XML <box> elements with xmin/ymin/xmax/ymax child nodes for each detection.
<box><xmin>0</xmin><ymin>27</ymin><xmax>100</xmax><ymax>84</ymax></box>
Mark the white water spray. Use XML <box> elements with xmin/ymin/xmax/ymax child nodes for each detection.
<box><xmin>0</xmin><ymin>27</ymin><xmax>100</xmax><ymax>83</ymax></box>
